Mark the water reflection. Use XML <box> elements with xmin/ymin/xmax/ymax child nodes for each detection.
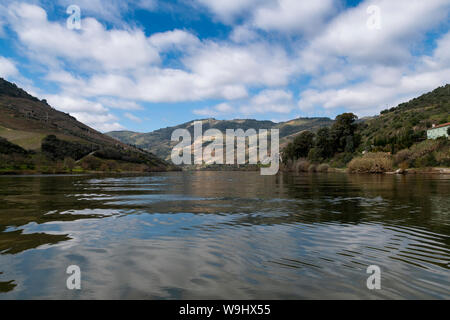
<box><xmin>0</xmin><ymin>172</ymin><xmax>448</xmax><ymax>299</ymax></box>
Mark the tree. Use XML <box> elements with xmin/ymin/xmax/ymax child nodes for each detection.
<box><xmin>447</xmin><ymin>127</ymin><xmax>450</xmax><ymax>136</ymax></box>
<box><xmin>315</xmin><ymin>127</ymin><xmax>334</xmax><ymax>159</ymax></box>
<box><xmin>282</xmin><ymin>131</ymin><xmax>315</xmax><ymax>162</ymax></box>
<box><xmin>331</xmin><ymin>113</ymin><xmax>359</xmax><ymax>153</ymax></box>
<box><xmin>292</xmin><ymin>131</ymin><xmax>315</xmax><ymax>159</ymax></box>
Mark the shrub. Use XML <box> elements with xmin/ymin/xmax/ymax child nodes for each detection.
<box><xmin>295</xmin><ymin>159</ymin><xmax>310</xmax><ymax>172</ymax></box>
<box><xmin>348</xmin><ymin>152</ymin><xmax>393</xmax><ymax>173</ymax></box>
<box><xmin>394</xmin><ymin>149</ymin><xmax>411</xmax><ymax>166</ymax></box>
<box><xmin>399</xmin><ymin>161</ymin><xmax>409</xmax><ymax>170</ymax></box>
<box><xmin>308</xmin><ymin>164</ymin><xmax>317</xmax><ymax>173</ymax></box>
<box><xmin>317</xmin><ymin>164</ymin><xmax>330</xmax><ymax>173</ymax></box>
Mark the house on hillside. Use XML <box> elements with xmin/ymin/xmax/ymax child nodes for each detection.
<box><xmin>427</xmin><ymin>123</ymin><xmax>450</xmax><ymax>139</ymax></box>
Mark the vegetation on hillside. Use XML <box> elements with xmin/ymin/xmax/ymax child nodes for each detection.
<box><xmin>0</xmin><ymin>137</ymin><xmax>29</xmax><ymax>155</ymax></box>
<box><xmin>282</xmin><ymin>85</ymin><xmax>450</xmax><ymax>173</ymax></box>
<box><xmin>42</xmin><ymin>135</ymin><xmax>97</xmax><ymax>160</ymax></box>
<box><xmin>283</xmin><ymin>113</ymin><xmax>361</xmax><ymax>170</ymax></box>
<box><xmin>0</xmin><ymin>78</ymin><xmax>174</xmax><ymax>174</ymax></box>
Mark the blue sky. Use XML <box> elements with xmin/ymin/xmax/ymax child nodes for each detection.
<box><xmin>0</xmin><ymin>0</ymin><xmax>449</xmax><ymax>132</ymax></box>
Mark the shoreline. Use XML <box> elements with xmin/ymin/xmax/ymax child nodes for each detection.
<box><xmin>1</xmin><ymin>167</ymin><xmax>449</xmax><ymax>176</ymax></box>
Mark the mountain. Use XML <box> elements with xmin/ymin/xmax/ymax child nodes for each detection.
<box><xmin>107</xmin><ymin>117</ymin><xmax>334</xmax><ymax>161</ymax></box>
<box><xmin>0</xmin><ymin>78</ymin><xmax>174</xmax><ymax>173</ymax></box>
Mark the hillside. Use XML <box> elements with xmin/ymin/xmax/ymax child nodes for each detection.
<box><xmin>281</xmin><ymin>84</ymin><xmax>450</xmax><ymax>173</ymax></box>
<box><xmin>359</xmin><ymin>84</ymin><xmax>450</xmax><ymax>153</ymax></box>
<box><xmin>107</xmin><ymin>117</ymin><xmax>333</xmax><ymax>161</ymax></box>
<box><xmin>0</xmin><ymin>78</ymin><xmax>174</xmax><ymax>173</ymax></box>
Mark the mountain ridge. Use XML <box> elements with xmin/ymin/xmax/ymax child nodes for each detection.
<box><xmin>107</xmin><ymin>117</ymin><xmax>334</xmax><ymax>161</ymax></box>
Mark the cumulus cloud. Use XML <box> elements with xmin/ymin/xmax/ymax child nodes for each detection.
<box><xmin>241</xmin><ymin>89</ymin><xmax>295</xmax><ymax>114</ymax></box>
<box><xmin>298</xmin><ymin>0</ymin><xmax>450</xmax><ymax>71</ymax></box>
<box><xmin>45</xmin><ymin>94</ymin><xmax>125</xmax><ymax>132</ymax></box>
<box><xmin>252</xmin><ymin>0</ymin><xmax>336</xmax><ymax>34</ymax></box>
<box><xmin>149</xmin><ymin>29</ymin><xmax>201</xmax><ymax>51</ymax></box>
<box><xmin>2</xmin><ymin>0</ymin><xmax>450</xmax><ymax>130</ymax></box>
<box><xmin>8</xmin><ymin>3</ymin><xmax>160</xmax><ymax>72</ymax></box>
<box><xmin>0</xmin><ymin>56</ymin><xmax>18</xmax><ymax>78</ymax></box>
<box><xmin>70</xmin><ymin>112</ymin><xmax>125</xmax><ymax>132</ymax></box>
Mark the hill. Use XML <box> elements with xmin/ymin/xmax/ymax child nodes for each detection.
<box><xmin>359</xmin><ymin>84</ymin><xmax>450</xmax><ymax>153</ymax></box>
<box><xmin>0</xmin><ymin>78</ymin><xmax>174</xmax><ymax>173</ymax></box>
<box><xmin>281</xmin><ymin>84</ymin><xmax>450</xmax><ymax>173</ymax></box>
<box><xmin>107</xmin><ymin>117</ymin><xmax>333</xmax><ymax>161</ymax></box>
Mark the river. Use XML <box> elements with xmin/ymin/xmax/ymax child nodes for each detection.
<box><xmin>0</xmin><ymin>172</ymin><xmax>449</xmax><ymax>299</ymax></box>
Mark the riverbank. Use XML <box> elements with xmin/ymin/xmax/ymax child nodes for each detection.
<box><xmin>0</xmin><ymin>167</ymin><xmax>180</xmax><ymax>175</ymax></box>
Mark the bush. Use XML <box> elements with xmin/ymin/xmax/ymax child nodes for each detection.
<box><xmin>399</xmin><ymin>161</ymin><xmax>409</xmax><ymax>170</ymax></box>
<box><xmin>394</xmin><ymin>149</ymin><xmax>411</xmax><ymax>166</ymax></box>
<box><xmin>308</xmin><ymin>164</ymin><xmax>317</xmax><ymax>173</ymax></box>
<box><xmin>348</xmin><ymin>152</ymin><xmax>393</xmax><ymax>173</ymax></box>
<box><xmin>317</xmin><ymin>164</ymin><xmax>330</xmax><ymax>173</ymax></box>
<box><xmin>295</xmin><ymin>159</ymin><xmax>310</xmax><ymax>172</ymax></box>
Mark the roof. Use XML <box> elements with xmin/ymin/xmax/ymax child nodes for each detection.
<box><xmin>430</xmin><ymin>122</ymin><xmax>450</xmax><ymax>130</ymax></box>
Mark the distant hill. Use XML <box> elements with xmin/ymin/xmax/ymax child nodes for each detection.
<box><xmin>0</xmin><ymin>78</ymin><xmax>173</xmax><ymax>173</ymax></box>
<box><xmin>107</xmin><ymin>117</ymin><xmax>333</xmax><ymax>161</ymax></box>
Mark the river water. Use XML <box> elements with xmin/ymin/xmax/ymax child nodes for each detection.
<box><xmin>0</xmin><ymin>172</ymin><xmax>449</xmax><ymax>299</ymax></box>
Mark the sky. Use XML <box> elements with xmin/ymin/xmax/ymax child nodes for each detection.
<box><xmin>0</xmin><ymin>0</ymin><xmax>449</xmax><ymax>133</ymax></box>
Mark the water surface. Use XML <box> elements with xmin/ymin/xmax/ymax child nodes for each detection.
<box><xmin>0</xmin><ymin>172</ymin><xmax>449</xmax><ymax>299</ymax></box>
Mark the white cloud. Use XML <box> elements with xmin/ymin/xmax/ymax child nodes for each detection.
<box><xmin>252</xmin><ymin>0</ymin><xmax>336</xmax><ymax>34</ymax></box>
<box><xmin>0</xmin><ymin>56</ymin><xmax>18</xmax><ymax>78</ymax></box>
<box><xmin>230</xmin><ymin>25</ymin><xmax>259</xmax><ymax>43</ymax></box>
<box><xmin>295</xmin><ymin>0</ymin><xmax>450</xmax><ymax>116</ymax></box>
<box><xmin>44</xmin><ymin>94</ymin><xmax>125</xmax><ymax>132</ymax></box>
<box><xmin>98</xmin><ymin>98</ymin><xmax>143</xmax><ymax>110</ymax></box>
<box><xmin>45</xmin><ymin>95</ymin><xmax>107</xmax><ymax>114</ymax></box>
<box><xmin>184</xmin><ymin>42</ymin><xmax>294</xmax><ymax>88</ymax></box>
<box><xmin>241</xmin><ymin>89</ymin><xmax>294</xmax><ymax>114</ymax></box>
<box><xmin>193</xmin><ymin>103</ymin><xmax>235</xmax><ymax>117</ymax></box>
<box><xmin>299</xmin><ymin>0</ymin><xmax>450</xmax><ymax>72</ymax></box>
<box><xmin>298</xmin><ymin>67</ymin><xmax>450</xmax><ymax>116</ymax></box>
<box><xmin>149</xmin><ymin>29</ymin><xmax>200</xmax><ymax>51</ymax></box>
<box><xmin>3</xmin><ymin>0</ymin><xmax>450</xmax><ymax>130</ymax></box>
<box><xmin>8</xmin><ymin>3</ymin><xmax>160</xmax><ymax>72</ymax></box>
<box><xmin>70</xmin><ymin>112</ymin><xmax>125</xmax><ymax>132</ymax></box>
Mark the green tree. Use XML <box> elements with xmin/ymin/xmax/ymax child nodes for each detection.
<box><xmin>292</xmin><ymin>131</ymin><xmax>315</xmax><ymax>159</ymax></box>
<box><xmin>283</xmin><ymin>131</ymin><xmax>315</xmax><ymax>161</ymax></box>
<box><xmin>331</xmin><ymin>113</ymin><xmax>359</xmax><ymax>153</ymax></box>
<box><xmin>315</xmin><ymin>127</ymin><xmax>334</xmax><ymax>158</ymax></box>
